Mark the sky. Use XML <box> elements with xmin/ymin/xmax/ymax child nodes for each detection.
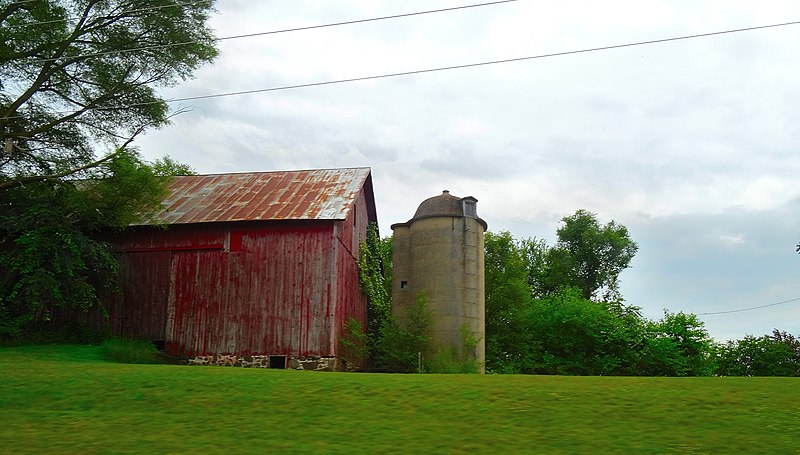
<box><xmin>136</xmin><ymin>0</ymin><xmax>800</xmax><ymax>342</ymax></box>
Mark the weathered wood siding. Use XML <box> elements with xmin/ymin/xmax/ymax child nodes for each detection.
<box><xmin>332</xmin><ymin>188</ymin><xmax>371</xmax><ymax>359</ymax></box>
<box><xmin>106</xmin><ymin>214</ymin><xmax>369</xmax><ymax>360</ymax></box>
<box><xmin>114</xmin><ymin>251</ymin><xmax>171</xmax><ymax>340</ymax></box>
<box><xmin>98</xmin><ymin>169</ymin><xmax>377</xmax><ymax>365</ymax></box>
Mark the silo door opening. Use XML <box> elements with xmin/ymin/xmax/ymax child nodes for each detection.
<box><xmin>269</xmin><ymin>355</ymin><xmax>287</xmax><ymax>369</ymax></box>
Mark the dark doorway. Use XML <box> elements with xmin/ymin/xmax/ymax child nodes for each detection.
<box><xmin>269</xmin><ymin>355</ymin><xmax>287</xmax><ymax>369</ymax></box>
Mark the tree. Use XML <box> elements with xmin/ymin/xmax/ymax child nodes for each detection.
<box><xmin>0</xmin><ymin>1</ymin><xmax>217</xmax><ymax>337</ymax></box>
<box><xmin>521</xmin><ymin>288</ymin><xmax>646</xmax><ymax>375</ymax></box>
<box><xmin>550</xmin><ymin>209</ymin><xmax>638</xmax><ymax>301</ymax></box>
<box><xmin>0</xmin><ymin>151</ymin><xmax>171</xmax><ymax>336</ymax></box>
<box><xmin>715</xmin><ymin>329</ymin><xmax>800</xmax><ymax>376</ymax></box>
<box><xmin>482</xmin><ymin>224</ymin><xmax>722</xmax><ymax>376</ymax></box>
<box><xmin>484</xmin><ymin>231</ymin><xmax>536</xmax><ymax>373</ymax></box>
<box><xmin>151</xmin><ymin>154</ymin><xmax>197</xmax><ymax>176</ymax></box>
<box><xmin>483</xmin><ymin>221</ymin><xmax>642</xmax><ymax>374</ymax></box>
<box><xmin>637</xmin><ymin>311</ymin><xmax>714</xmax><ymax>376</ymax></box>
<box><xmin>1</xmin><ymin>0</ymin><xmax>217</xmax><ymax>188</ymax></box>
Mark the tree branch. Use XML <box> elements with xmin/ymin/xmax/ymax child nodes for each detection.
<box><xmin>1</xmin><ymin>0</ymin><xmax>100</xmax><ymax>119</ymax></box>
<box><xmin>0</xmin><ymin>122</ymin><xmax>147</xmax><ymax>192</ymax></box>
<box><xmin>6</xmin><ymin>63</ymin><xmax>141</xmax><ymax>140</ymax></box>
<box><xmin>0</xmin><ymin>1</ymin><xmax>25</xmax><ymax>24</ymax></box>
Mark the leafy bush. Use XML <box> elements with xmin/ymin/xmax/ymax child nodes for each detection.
<box><xmin>715</xmin><ymin>330</ymin><xmax>800</xmax><ymax>376</ymax></box>
<box><xmin>100</xmin><ymin>337</ymin><xmax>162</xmax><ymax>364</ymax></box>
<box><xmin>427</xmin><ymin>348</ymin><xmax>480</xmax><ymax>374</ymax></box>
<box><xmin>378</xmin><ymin>292</ymin><xmax>432</xmax><ymax>373</ymax></box>
<box><xmin>340</xmin><ymin>317</ymin><xmax>370</xmax><ymax>369</ymax></box>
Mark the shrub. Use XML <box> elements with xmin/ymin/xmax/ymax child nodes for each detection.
<box><xmin>378</xmin><ymin>292</ymin><xmax>432</xmax><ymax>373</ymax></box>
<box><xmin>100</xmin><ymin>337</ymin><xmax>162</xmax><ymax>364</ymax></box>
<box><xmin>427</xmin><ymin>348</ymin><xmax>480</xmax><ymax>374</ymax></box>
<box><xmin>340</xmin><ymin>317</ymin><xmax>370</xmax><ymax>369</ymax></box>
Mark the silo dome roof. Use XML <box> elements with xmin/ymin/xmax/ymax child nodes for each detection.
<box><xmin>390</xmin><ymin>189</ymin><xmax>487</xmax><ymax>231</ymax></box>
<box><xmin>412</xmin><ymin>190</ymin><xmax>463</xmax><ymax>219</ymax></box>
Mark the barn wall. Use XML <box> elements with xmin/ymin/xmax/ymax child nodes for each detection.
<box><xmin>331</xmin><ymin>189</ymin><xmax>371</xmax><ymax>364</ymax></box>
<box><xmin>100</xmin><ymin>226</ymin><xmax>226</xmax><ymax>343</ymax></box>
<box><xmin>108</xmin><ymin>222</ymin><xmax>369</xmax><ymax>361</ymax></box>
<box><xmin>113</xmin><ymin>251</ymin><xmax>172</xmax><ymax>340</ymax></box>
<box><xmin>198</xmin><ymin>224</ymin><xmax>337</xmax><ymax>357</ymax></box>
<box><xmin>109</xmin><ymin>227</ymin><xmax>224</xmax><ymax>252</ymax></box>
<box><xmin>167</xmin><ymin>248</ymin><xmax>229</xmax><ymax>356</ymax></box>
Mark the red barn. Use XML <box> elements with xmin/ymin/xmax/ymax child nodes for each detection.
<box><xmin>103</xmin><ymin>167</ymin><xmax>376</xmax><ymax>370</ymax></box>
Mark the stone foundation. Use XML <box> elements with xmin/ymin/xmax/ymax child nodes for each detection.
<box><xmin>186</xmin><ymin>354</ymin><xmax>340</xmax><ymax>371</ymax></box>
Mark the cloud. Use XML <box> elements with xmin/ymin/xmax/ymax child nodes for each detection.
<box><xmin>622</xmin><ymin>198</ymin><xmax>800</xmax><ymax>340</ymax></box>
<box><xmin>134</xmin><ymin>0</ymin><xmax>800</xmax><ymax>342</ymax></box>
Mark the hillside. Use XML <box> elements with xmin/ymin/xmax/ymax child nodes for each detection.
<box><xmin>1</xmin><ymin>345</ymin><xmax>798</xmax><ymax>453</ymax></box>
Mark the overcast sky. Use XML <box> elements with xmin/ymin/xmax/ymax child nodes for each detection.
<box><xmin>136</xmin><ymin>0</ymin><xmax>800</xmax><ymax>341</ymax></box>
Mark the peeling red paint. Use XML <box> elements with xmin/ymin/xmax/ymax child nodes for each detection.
<box><xmin>103</xmin><ymin>168</ymin><xmax>376</xmax><ymax>365</ymax></box>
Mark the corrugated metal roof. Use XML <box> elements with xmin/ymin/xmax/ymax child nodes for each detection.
<box><xmin>137</xmin><ymin>167</ymin><xmax>372</xmax><ymax>225</ymax></box>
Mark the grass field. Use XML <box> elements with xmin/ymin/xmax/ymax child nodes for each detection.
<box><xmin>1</xmin><ymin>345</ymin><xmax>799</xmax><ymax>454</ymax></box>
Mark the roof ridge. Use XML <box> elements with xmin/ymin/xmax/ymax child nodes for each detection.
<box><xmin>178</xmin><ymin>166</ymin><xmax>371</xmax><ymax>178</ymax></box>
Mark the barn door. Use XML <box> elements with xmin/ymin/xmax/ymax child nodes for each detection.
<box><xmin>115</xmin><ymin>251</ymin><xmax>171</xmax><ymax>340</ymax></box>
<box><xmin>165</xmin><ymin>249</ymin><xmax>228</xmax><ymax>356</ymax></box>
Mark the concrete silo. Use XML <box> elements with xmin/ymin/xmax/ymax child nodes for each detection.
<box><xmin>391</xmin><ymin>190</ymin><xmax>487</xmax><ymax>371</ymax></box>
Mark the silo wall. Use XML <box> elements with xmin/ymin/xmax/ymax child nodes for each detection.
<box><xmin>392</xmin><ymin>215</ymin><xmax>485</xmax><ymax>369</ymax></box>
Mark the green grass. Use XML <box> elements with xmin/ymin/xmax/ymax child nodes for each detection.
<box><xmin>99</xmin><ymin>337</ymin><xmax>163</xmax><ymax>364</ymax></box>
<box><xmin>2</xmin><ymin>345</ymin><xmax>799</xmax><ymax>454</ymax></box>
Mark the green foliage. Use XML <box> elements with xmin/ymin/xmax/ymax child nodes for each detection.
<box><xmin>378</xmin><ymin>292</ymin><xmax>432</xmax><ymax>373</ymax></box>
<box><xmin>484</xmin><ymin>228</ymin><xmax>645</xmax><ymax>375</ymax></box>
<box><xmin>638</xmin><ymin>311</ymin><xmax>714</xmax><ymax>377</ymax></box>
<box><xmin>427</xmin><ymin>348</ymin><xmax>480</xmax><ymax>374</ymax></box>
<box><xmin>522</xmin><ymin>288</ymin><xmax>644</xmax><ymax>375</ymax></box>
<box><xmin>715</xmin><ymin>329</ymin><xmax>800</xmax><ymax>376</ymax></box>
<box><xmin>356</xmin><ymin>222</ymin><xmax>392</xmax><ymax>365</ymax></box>
<box><xmin>460</xmin><ymin>322</ymin><xmax>480</xmax><ymax>352</ymax></box>
<box><xmin>0</xmin><ymin>224</ymin><xmax>117</xmax><ymax>335</ymax></box>
<box><xmin>484</xmin><ymin>223</ymin><xmax>722</xmax><ymax>377</ymax></box>
<box><xmin>339</xmin><ymin>317</ymin><xmax>369</xmax><ymax>369</ymax></box>
<box><xmin>100</xmin><ymin>337</ymin><xmax>161</xmax><ymax>364</ymax></box>
<box><xmin>484</xmin><ymin>231</ymin><xmax>535</xmax><ymax>372</ymax></box>
<box><xmin>421</xmin><ymin>324</ymin><xmax>482</xmax><ymax>374</ymax></box>
<box><xmin>358</xmin><ymin>223</ymin><xmax>392</xmax><ymax>320</ymax></box>
<box><xmin>550</xmin><ymin>209</ymin><xmax>638</xmax><ymax>301</ymax></box>
<box><xmin>0</xmin><ymin>150</ymin><xmax>177</xmax><ymax>337</ymax></box>
<box><xmin>0</xmin><ymin>320</ymin><xmax>107</xmax><ymax>346</ymax></box>
<box><xmin>151</xmin><ymin>155</ymin><xmax>197</xmax><ymax>177</ymax></box>
<box><xmin>0</xmin><ymin>1</ymin><xmax>215</xmax><ymax>339</ymax></box>
<box><xmin>1</xmin><ymin>0</ymin><xmax>217</xmax><ymax>187</ymax></box>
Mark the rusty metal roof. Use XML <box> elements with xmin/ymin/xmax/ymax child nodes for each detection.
<box><xmin>136</xmin><ymin>167</ymin><xmax>373</xmax><ymax>225</ymax></box>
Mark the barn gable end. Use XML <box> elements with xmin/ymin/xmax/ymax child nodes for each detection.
<box><xmin>102</xmin><ymin>168</ymin><xmax>377</xmax><ymax>370</ymax></box>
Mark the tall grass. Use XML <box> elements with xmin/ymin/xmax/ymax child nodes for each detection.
<box><xmin>99</xmin><ymin>337</ymin><xmax>162</xmax><ymax>364</ymax></box>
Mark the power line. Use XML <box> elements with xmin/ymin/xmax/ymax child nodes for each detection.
<box><xmin>215</xmin><ymin>0</ymin><xmax>520</xmax><ymax>41</ymax></box>
<box><xmin>5</xmin><ymin>18</ymin><xmax>800</xmax><ymax>121</ymax></box>
<box><xmin>698</xmin><ymin>297</ymin><xmax>800</xmax><ymax>316</ymax></box>
<box><xmin>27</xmin><ymin>0</ymin><xmax>521</xmax><ymax>63</ymax></box>
<box><xmin>160</xmin><ymin>19</ymin><xmax>800</xmax><ymax>103</ymax></box>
